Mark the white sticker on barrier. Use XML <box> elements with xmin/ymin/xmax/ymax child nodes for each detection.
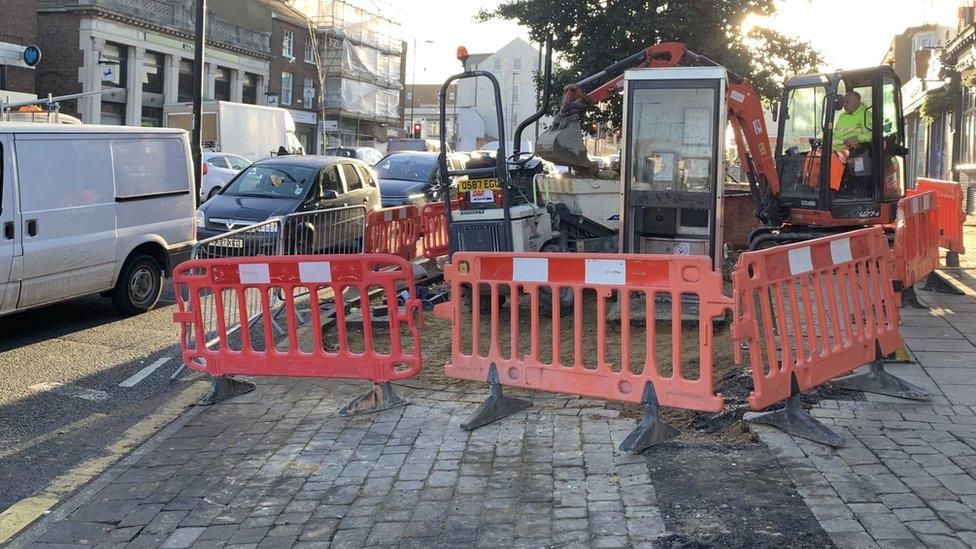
<box><xmin>513</xmin><ymin>257</ymin><xmax>549</xmax><ymax>282</ymax></box>
<box><xmin>299</xmin><ymin>262</ymin><xmax>332</xmax><ymax>283</ymax></box>
<box><xmin>239</xmin><ymin>263</ymin><xmax>270</xmax><ymax>284</ymax></box>
<box><xmin>788</xmin><ymin>247</ymin><xmax>814</xmax><ymax>275</ymax></box>
<box><xmin>585</xmin><ymin>259</ymin><xmax>626</xmax><ymax>285</ymax></box>
<box><xmin>384</xmin><ymin>210</ymin><xmax>394</xmax><ymax>222</ymax></box>
<box><xmin>830</xmin><ymin>237</ymin><xmax>853</xmax><ymax>264</ymax></box>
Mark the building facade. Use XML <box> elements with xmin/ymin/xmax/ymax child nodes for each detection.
<box><xmin>298</xmin><ymin>0</ymin><xmax>405</xmax><ymax>150</ymax></box>
<box><xmin>455</xmin><ymin>38</ymin><xmax>545</xmax><ymax>152</ymax></box>
<box><xmin>883</xmin><ymin>24</ymin><xmax>953</xmax><ymax>184</ymax></box>
<box><xmin>36</xmin><ymin>0</ymin><xmax>271</xmax><ymax>126</ymax></box>
<box><xmin>940</xmin><ymin>3</ymin><xmax>976</xmax><ymax>200</ymax></box>
<box><xmin>405</xmin><ymin>83</ymin><xmax>456</xmax><ymax>146</ymax></box>
<box><xmin>210</xmin><ymin>0</ymin><xmax>322</xmax><ymax>152</ymax></box>
<box><xmin>1</xmin><ymin>0</ymin><xmax>39</xmax><ymax>99</ymax></box>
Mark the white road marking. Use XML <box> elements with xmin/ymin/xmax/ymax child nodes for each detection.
<box><xmin>119</xmin><ymin>357</ymin><xmax>171</xmax><ymax>388</ymax></box>
<box><xmin>29</xmin><ymin>383</ymin><xmax>108</xmax><ymax>402</ymax></box>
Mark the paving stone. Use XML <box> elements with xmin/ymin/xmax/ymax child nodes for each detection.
<box><xmin>161</xmin><ymin>527</ymin><xmax>206</xmax><ymax>548</ymax></box>
<box><xmin>858</xmin><ymin>512</ymin><xmax>915</xmax><ymax>540</ymax></box>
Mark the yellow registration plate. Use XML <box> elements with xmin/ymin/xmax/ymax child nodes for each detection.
<box><xmin>458</xmin><ymin>178</ymin><xmax>500</xmax><ymax>193</ymax></box>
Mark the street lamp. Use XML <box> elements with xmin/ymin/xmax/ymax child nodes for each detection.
<box><xmin>410</xmin><ymin>39</ymin><xmax>434</xmax><ymax>133</ymax></box>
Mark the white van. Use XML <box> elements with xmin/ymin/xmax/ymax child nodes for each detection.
<box><xmin>0</xmin><ymin>124</ymin><xmax>195</xmax><ymax>316</ymax></box>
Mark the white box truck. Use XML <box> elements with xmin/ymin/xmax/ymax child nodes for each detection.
<box><xmin>0</xmin><ymin>123</ymin><xmax>196</xmax><ymax>316</ymax></box>
<box><xmin>163</xmin><ymin>101</ymin><xmax>304</xmax><ymax>162</ymax></box>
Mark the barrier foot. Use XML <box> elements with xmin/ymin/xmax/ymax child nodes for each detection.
<box><xmin>747</xmin><ymin>376</ymin><xmax>844</xmax><ymax>447</ymax></box>
<box><xmin>460</xmin><ymin>363</ymin><xmax>532</xmax><ymax>431</ymax></box>
<box><xmin>618</xmin><ymin>381</ymin><xmax>679</xmax><ymax>454</ymax></box>
<box><xmin>832</xmin><ymin>360</ymin><xmax>929</xmax><ymax>401</ymax></box>
<box><xmin>338</xmin><ymin>382</ymin><xmax>408</xmax><ymax>417</ymax></box>
<box><xmin>197</xmin><ymin>375</ymin><xmax>256</xmax><ymax>406</ymax></box>
<box><xmin>901</xmin><ymin>287</ymin><xmax>927</xmax><ymax>309</ymax></box>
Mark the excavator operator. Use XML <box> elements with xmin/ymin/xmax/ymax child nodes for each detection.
<box><xmin>832</xmin><ymin>91</ymin><xmax>871</xmax><ymax>152</ymax></box>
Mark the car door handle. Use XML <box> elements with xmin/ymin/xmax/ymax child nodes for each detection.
<box><xmin>3</xmin><ymin>222</ymin><xmax>13</xmax><ymax>240</ymax></box>
<box><xmin>26</xmin><ymin>219</ymin><xmax>37</xmax><ymax>237</ymax></box>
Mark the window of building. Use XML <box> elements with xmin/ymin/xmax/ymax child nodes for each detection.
<box><xmin>213</xmin><ymin>67</ymin><xmax>231</xmax><ymax>101</ymax></box>
<box><xmin>303</xmin><ymin>77</ymin><xmax>315</xmax><ymax>108</ymax></box>
<box><xmin>141</xmin><ymin>106</ymin><xmax>163</xmax><ymax>127</ymax></box>
<box><xmin>100</xmin><ymin>101</ymin><xmax>125</xmax><ymax>125</ymax></box>
<box><xmin>282</xmin><ymin>29</ymin><xmax>294</xmax><ymax>58</ymax></box>
<box><xmin>512</xmin><ymin>57</ymin><xmax>522</xmax><ymax>72</ymax></box>
<box><xmin>512</xmin><ymin>83</ymin><xmax>520</xmax><ymax>102</ymax></box>
<box><xmin>281</xmin><ymin>72</ymin><xmax>293</xmax><ymax>105</ymax></box>
<box><xmin>304</xmin><ymin>36</ymin><xmax>315</xmax><ymax>62</ymax></box>
<box><xmin>100</xmin><ymin>42</ymin><xmax>126</xmax><ymax>88</ymax></box>
<box><xmin>492</xmin><ymin>57</ymin><xmax>501</xmax><ymax>71</ymax></box>
<box><xmin>428</xmin><ymin>120</ymin><xmax>440</xmax><ymax>137</ymax></box>
<box><xmin>142</xmin><ymin>51</ymin><xmax>164</xmax><ymax>94</ymax></box>
<box><xmin>448</xmin><ymin>91</ymin><xmax>455</xmax><ymax>101</ymax></box>
<box><xmin>406</xmin><ymin>91</ymin><xmax>413</xmax><ymax>102</ymax></box>
<box><xmin>242</xmin><ymin>73</ymin><xmax>257</xmax><ymax>104</ymax></box>
<box><xmin>178</xmin><ymin>60</ymin><xmax>194</xmax><ymax>102</ymax></box>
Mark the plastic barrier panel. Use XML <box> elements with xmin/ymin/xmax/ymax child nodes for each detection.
<box><xmin>420</xmin><ymin>199</ymin><xmax>460</xmax><ymax>260</ymax></box>
<box><xmin>434</xmin><ymin>252</ymin><xmax>731</xmax><ymax>412</ymax></box>
<box><xmin>911</xmin><ymin>178</ymin><xmax>966</xmax><ymax>254</ymax></box>
<box><xmin>173</xmin><ymin>254</ymin><xmax>423</xmax><ymax>382</ymax></box>
<box><xmin>731</xmin><ymin>227</ymin><xmax>903</xmax><ymax>410</ymax></box>
<box><xmin>892</xmin><ymin>191</ymin><xmax>940</xmax><ymax>290</ymax></box>
<box><xmin>366</xmin><ymin>206</ymin><xmax>420</xmax><ymax>260</ymax></box>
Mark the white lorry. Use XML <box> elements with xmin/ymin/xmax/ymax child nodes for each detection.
<box><xmin>163</xmin><ymin>101</ymin><xmax>304</xmax><ymax>162</ymax></box>
<box><xmin>0</xmin><ymin>123</ymin><xmax>196</xmax><ymax>316</ymax></box>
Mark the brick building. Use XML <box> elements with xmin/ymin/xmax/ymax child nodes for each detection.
<box><xmin>1</xmin><ymin>0</ymin><xmax>39</xmax><ymax>98</ymax></box>
<box><xmin>36</xmin><ymin>0</ymin><xmax>271</xmax><ymax>125</ymax></box>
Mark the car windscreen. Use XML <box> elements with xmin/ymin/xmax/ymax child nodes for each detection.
<box><xmin>374</xmin><ymin>155</ymin><xmax>437</xmax><ymax>182</ymax></box>
<box><xmin>222</xmin><ymin>164</ymin><xmax>316</xmax><ymax>199</ymax></box>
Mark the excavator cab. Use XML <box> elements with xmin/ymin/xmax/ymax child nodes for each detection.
<box><xmin>774</xmin><ymin>66</ymin><xmax>907</xmax><ymax>227</ymax></box>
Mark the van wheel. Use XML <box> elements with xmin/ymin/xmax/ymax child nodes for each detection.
<box><xmin>112</xmin><ymin>254</ymin><xmax>163</xmax><ymax>315</ymax></box>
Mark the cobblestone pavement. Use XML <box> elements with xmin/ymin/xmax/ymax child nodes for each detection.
<box><xmin>753</xmin><ymin>287</ymin><xmax>976</xmax><ymax>549</ymax></box>
<box><xmin>12</xmin><ymin>379</ymin><xmax>674</xmax><ymax>548</ymax></box>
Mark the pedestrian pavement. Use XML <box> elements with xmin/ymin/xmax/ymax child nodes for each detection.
<box><xmin>752</xmin><ymin>233</ymin><xmax>976</xmax><ymax>547</ymax></box>
<box><xmin>11</xmin><ymin>378</ymin><xmax>668</xmax><ymax>548</ymax></box>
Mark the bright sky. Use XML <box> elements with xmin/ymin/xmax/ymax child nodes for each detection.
<box><xmin>375</xmin><ymin>0</ymin><xmax>963</xmax><ymax>85</ymax></box>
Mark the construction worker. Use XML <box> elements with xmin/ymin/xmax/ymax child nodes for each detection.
<box><xmin>832</xmin><ymin>91</ymin><xmax>872</xmax><ymax>152</ymax></box>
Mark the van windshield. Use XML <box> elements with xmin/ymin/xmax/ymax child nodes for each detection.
<box><xmin>223</xmin><ymin>165</ymin><xmax>316</xmax><ymax>199</ymax></box>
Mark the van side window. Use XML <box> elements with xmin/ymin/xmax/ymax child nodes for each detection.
<box><xmin>112</xmin><ymin>138</ymin><xmax>190</xmax><ymax>199</ymax></box>
<box><xmin>341</xmin><ymin>163</ymin><xmax>362</xmax><ymax>190</ymax></box>
<box><xmin>321</xmin><ymin>166</ymin><xmax>342</xmax><ymax>194</ymax></box>
<box><xmin>18</xmin><ymin>138</ymin><xmax>113</xmax><ymax>209</ymax></box>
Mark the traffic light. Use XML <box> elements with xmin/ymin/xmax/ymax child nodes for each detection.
<box><xmin>413</xmin><ymin>122</ymin><xmax>422</xmax><ymax>138</ymax></box>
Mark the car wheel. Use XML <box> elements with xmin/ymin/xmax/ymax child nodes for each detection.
<box><xmin>207</xmin><ymin>186</ymin><xmax>221</xmax><ymax>200</ymax></box>
<box><xmin>111</xmin><ymin>254</ymin><xmax>163</xmax><ymax>315</ymax></box>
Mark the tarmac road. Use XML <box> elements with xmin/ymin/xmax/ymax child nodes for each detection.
<box><xmin>0</xmin><ymin>281</ymin><xmax>207</xmax><ymax>531</ymax></box>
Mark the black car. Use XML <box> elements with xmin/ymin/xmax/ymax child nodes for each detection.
<box><xmin>195</xmin><ymin>155</ymin><xmax>380</xmax><ymax>254</ymax></box>
<box><xmin>374</xmin><ymin>151</ymin><xmax>466</xmax><ymax>207</ymax></box>
<box><xmin>323</xmin><ymin>146</ymin><xmax>384</xmax><ymax>166</ymax></box>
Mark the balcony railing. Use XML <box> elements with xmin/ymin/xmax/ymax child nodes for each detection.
<box><xmin>39</xmin><ymin>0</ymin><xmax>271</xmax><ymax>55</ymax></box>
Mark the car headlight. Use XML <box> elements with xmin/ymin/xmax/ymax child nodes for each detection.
<box><xmin>195</xmin><ymin>210</ymin><xmax>205</xmax><ymax>228</ymax></box>
<box><xmin>406</xmin><ymin>193</ymin><xmax>425</xmax><ymax>203</ymax></box>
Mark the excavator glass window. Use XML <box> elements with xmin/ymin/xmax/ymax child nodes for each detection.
<box><xmin>778</xmin><ymin>84</ymin><xmax>829</xmax><ymax>201</ymax></box>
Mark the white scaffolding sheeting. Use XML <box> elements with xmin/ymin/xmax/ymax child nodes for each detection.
<box><xmin>325</xmin><ymin>79</ymin><xmax>400</xmax><ymax>119</ymax></box>
<box><xmin>339</xmin><ymin>41</ymin><xmax>402</xmax><ymax>89</ymax></box>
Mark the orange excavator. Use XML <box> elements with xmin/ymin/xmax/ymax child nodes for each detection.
<box><xmin>536</xmin><ymin>42</ymin><xmax>909</xmax><ymax>249</ymax></box>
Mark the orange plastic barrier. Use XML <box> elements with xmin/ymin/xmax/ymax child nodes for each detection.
<box><xmin>434</xmin><ymin>252</ymin><xmax>731</xmax><ymax>412</ymax></box>
<box><xmin>891</xmin><ymin>191</ymin><xmax>940</xmax><ymax>291</ymax></box>
<box><xmin>731</xmin><ymin>227</ymin><xmax>903</xmax><ymax>410</ymax></box>
<box><xmin>173</xmin><ymin>254</ymin><xmax>423</xmax><ymax>381</ymax></box>
<box><xmin>366</xmin><ymin>206</ymin><xmax>420</xmax><ymax>260</ymax></box>
<box><xmin>420</xmin><ymin>199</ymin><xmax>460</xmax><ymax>260</ymax></box>
<box><xmin>910</xmin><ymin>178</ymin><xmax>966</xmax><ymax>254</ymax></box>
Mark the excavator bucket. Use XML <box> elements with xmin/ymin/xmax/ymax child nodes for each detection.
<box><xmin>536</xmin><ymin>112</ymin><xmax>595</xmax><ymax>171</ymax></box>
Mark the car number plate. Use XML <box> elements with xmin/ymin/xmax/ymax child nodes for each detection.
<box><xmin>458</xmin><ymin>178</ymin><xmax>499</xmax><ymax>193</ymax></box>
<box><xmin>220</xmin><ymin>238</ymin><xmax>245</xmax><ymax>249</ymax></box>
